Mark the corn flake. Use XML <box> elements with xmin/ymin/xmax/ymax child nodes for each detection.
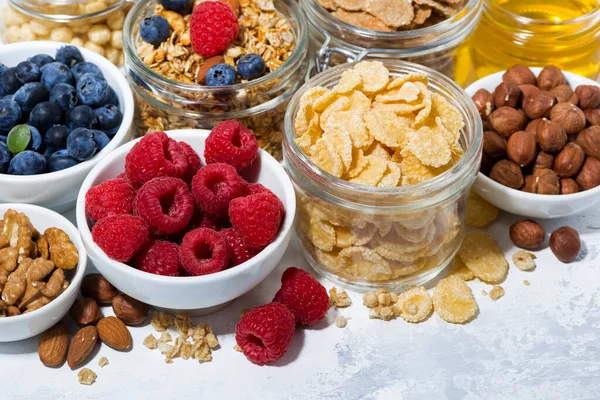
<box><xmin>364</xmin><ymin>108</ymin><xmax>411</xmax><ymax>148</ymax></box>
<box><xmin>353</xmin><ymin>61</ymin><xmax>389</xmax><ymax>93</ymax></box>
<box><xmin>349</xmin><ymin>155</ymin><xmax>388</xmax><ymax>186</ymax></box>
<box><xmin>310</xmin><ymin>137</ymin><xmax>344</xmax><ymax>177</ymax></box>
<box><xmin>458</xmin><ymin>232</ymin><xmax>508</xmax><ymax>283</ymax></box>
<box><xmin>378</xmin><ymin>161</ymin><xmax>402</xmax><ymax>187</ymax></box>
<box><xmin>406</xmin><ymin>126</ymin><xmax>452</xmax><ymax>168</ymax></box>
<box><xmin>307</xmin><ymin>219</ymin><xmax>336</xmax><ymax>251</ymax></box>
<box><xmin>465</xmin><ymin>191</ymin><xmax>499</xmax><ymax>228</ymax></box>
<box><xmin>448</xmin><ymin>256</ymin><xmax>475</xmax><ymax>281</ymax></box>
<box><xmin>339</xmin><ymin>246</ymin><xmax>392</xmax><ymax>280</ymax></box>
<box><xmin>432</xmin><ymin>275</ymin><xmax>478</xmax><ymax>324</ymax></box>
<box><xmin>335</xmin><ymin>69</ymin><xmax>362</xmax><ymax>93</ymax></box>
<box><xmin>395</xmin><ymin>286</ymin><xmax>432</xmax><ymax>323</ymax></box>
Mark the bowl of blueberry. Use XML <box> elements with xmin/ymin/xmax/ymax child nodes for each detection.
<box><xmin>0</xmin><ymin>41</ymin><xmax>134</xmax><ymax>212</ymax></box>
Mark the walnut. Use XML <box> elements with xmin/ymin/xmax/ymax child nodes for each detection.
<box><xmin>537</xmin><ymin>66</ymin><xmax>566</xmax><ymax>90</ymax></box>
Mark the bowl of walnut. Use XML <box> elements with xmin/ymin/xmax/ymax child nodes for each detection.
<box><xmin>0</xmin><ymin>204</ymin><xmax>87</xmax><ymax>342</ymax></box>
<box><xmin>466</xmin><ymin>65</ymin><xmax>600</xmax><ymax>219</ymax></box>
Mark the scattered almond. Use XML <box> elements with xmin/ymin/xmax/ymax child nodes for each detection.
<box><xmin>97</xmin><ymin>316</ymin><xmax>131</xmax><ymax>351</ymax></box>
<box><xmin>67</xmin><ymin>326</ymin><xmax>98</xmax><ymax>369</ymax></box>
<box><xmin>38</xmin><ymin>323</ymin><xmax>69</xmax><ymax>367</ymax></box>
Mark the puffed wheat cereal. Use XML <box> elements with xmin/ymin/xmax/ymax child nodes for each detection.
<box><xmin>458</xmin><ymin>232</ymin><xmax>508</xmax><ymax>283</ymax></box>
<box><xmin>433</xmin><ymin>275</ymin><xmax>478</xmax><ymax>324</ymax></box>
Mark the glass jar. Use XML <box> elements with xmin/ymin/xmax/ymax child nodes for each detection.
<box><xmin>471</xmin><ymin>0</ymin><xmax>600</xmax><ymax>81</ymax></box>
<box><xmin>123</xmin><ymin>0</ymin><xmax>309</xmax><ymax>161</ymax></box>
<box><xmin>0</xmin><ymin>0</ymin><xmax>131</xmax><ymax>66</ymax></box>
<box><xmin>302</xmin><ymin>0</ymin><xmax>482</xmax><ymax>88</ymax></box>
<box><xmin>283</xmin><ymin>61</ymin><xmax>483</xmax><ymax>291</ymax></box>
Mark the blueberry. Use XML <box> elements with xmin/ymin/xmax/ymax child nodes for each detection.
<box><xmin>0</xmin><ymin>68</ymin><xmax>23</xmax><ymax>97</ymax></box>
<box><xmin>50</xmin><ymin>83</ymin><xmax>78</xmax><ymax>112</ymax></box>
<box><xmin>3</xmin><ymin>95</ymin><xmax>13</xmax><ymax>101</ymax></box>
<box><xmin>160</xmin><ymin>0</ymin><xmax>193</xmax><ymax>14</ymax></box>
<box><xmin>42</xmin><ymin>146</ymin><xmax>56</xmax><ymax>160</ymax></box>
<box><xmin>28</xmin><ymin>101</ymin><xmax>62</xmax><ymax>134</ymax></box>
<box><xmin>0</xmin><ymin>142</ymin><xmax>10</xmax><ymax>173</ymax></box>
<box><xmin>236</xmin><ymin>54</ymin><xmax>266</xmax><ymax>81</ymax></box>
<box><xmin>40</xmin><ymin>62</ymin><xmax>74</xmax><ymax>92</ymax></box>
<box><xmin>28</xmin><ymin>54</ymin><xmax>55</xmax><ymax>68</ymax></box>
<box><xmin>7</xmin><ymin>150</ymin><xmax>47</xmax><ymax>175</ymax></box>
<box><xmin>45</xmin><ymin>125</ymin><xmax>70</xmax><ymax>149</ymax></box>
<box><xmin>205</xmin><ymin>64</ymin><xmax>238</xmax><ymax>87</ymax></box>
<box><xmin>48</xmin><ymin>149</ymin><xmax>78</xmax><ymax>172</ymax></box>
<box><xmin>0</xmin><ymin>98</ymin><xmax>23</xmax><ymax>135</ymax></box>
<box><xmin>0</xmin><ymin>136</ymin><xmax>6</xmax><ymax>144</ymax></box>
<box><xmin>105</xmin><ymin>87</ymin><xmax>119</xmax><ymax>107</ymax></box>
<box><xmin>140</xmin><ymin>16</ymin><xmax>171</xmax><ymax>46</ymax></box>
<box><xmin>15</xmin><ymin>61</ymin><xmax>42</xmax><ymax>84</ymax></box>
<box><xmin>67</xmin><ymin>127</ymin><xmax>98</xmax><ymax>161</ymax></box>
<box><xmin>13</xmin><ymin>82</ymin><xmax>49</xmax><ymax>113</ymax></box>
<box><xmin>0</xmin><ymin>63</ymin><xmax>7</xmax><ymax>74</ymax></box>
<box><xmin>76</xmin><ymin>73</ymin><xmax>109</xmax><ymax>108</ymax></box>
<box><xmin>94</xmin><ymin>104</ymin><xmax>123</xmax><ymax>137</ymax></box>
<box><xmin>91</xmin><ymin>129</ymin><xmax>110</xmax><ymax>151</ymax></box>
<box><xmin>71</xmin><ymin>62</ymin><xmax>103</xmax><ymax>81</ymax></box>
<box><xmin>26</xmin><ymin>125</ymin><xmax>43</xmax><ymax>152</ymax></box>
<box><xmin>55</xmin><ymin>46</ymin><xmax>84</xmax><ymax>68</ymax></box>
<box><xmin>66</xmin><ymin>105</ymin><xmax>97</xmax><ymax>131</ymax></box>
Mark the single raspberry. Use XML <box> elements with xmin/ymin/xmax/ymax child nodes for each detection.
<box><xmin>85</xmin><ymin>177</ymin><xmax>135</xmax><ymax>222</ymax></box>
<box><xmin>235</xmin><ymin>302</ymin><xmax>295</xmax><ymax>365</ymax></box>
<box><xmin>134</xmin><ymin>177</ymin><xmax>195</xmax><ymax>235</ymax></box>
<box><xmin>190</xmin><ymin>1</ymin><xmax>239</xmax><ymax>58</ymax></box>
<box><xmin>134</xmin><ymin>240</ymin><xmax>180</xmax><ymax>277</ymax></box>
<box><xmin>179</xmin><ymin>141</ymin><xmax>202</xmax><ymax>183</ymax></box>
<box><xmin>221</xmin><ymin>227</ymin><xmax>258</xmax><ymax>267</ymax></box>
<box><xmin>229</xmin><ymin>192</ymin><xmax>282</xmax><ymax>249</ymax></box>
<box><xmin>125</xmin><ymin>132</ymin><xmax>188</xmax><ymax>187</ymax></box>
<box><xmin>245</xmin><ymin>182</ymin><xmax>285</xmax><ymax>216</ymax></box>
<box><xmin>273</xmin><ymin>267</ymin><xmax>329</xmax><ymax>326</ymax></box>
<box><xmin>180</xmin><ymin>228</ymin><xmax>229</xmax><ymax>276</ymax></box>
<box><xmin>92</xmin><ymin>215</ymin><xmax>150</xmax><ymax>262</ymax></box>
<box><xmin>204</xmin><ymin>120</ymin><xmax>258</xmax><ymax>171</ymax></box>
<box><xmin>191</xmin><ymin>163</ymin><xmax>245</xmax><ymax>218</ymax></box>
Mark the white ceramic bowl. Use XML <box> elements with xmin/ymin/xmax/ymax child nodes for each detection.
<box><xmin>0</xmin><ymin>41</ymin><xmax>134</xmax><ymax>213</ymax></box>
<box><xmin>466</xmin><ymin>68</ymin><xmax>600</xmax><ymax>219</ymax></box>
<box><xmin>76</xmin><ymin>129</ymin><xmax>296</xmax><ymax>312</ymax></box>
<box><xmin>0</xmin><ymin>204</ymin><xmax>87</xmax><ymax>342</ymax></box>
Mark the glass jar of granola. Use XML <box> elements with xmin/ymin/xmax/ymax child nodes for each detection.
<box><xmin>0</xmin><ymin>0</ymin><xmax>131</xmax><ymax>66</ymax></box>
<box><xmin>303</xmin><ymin>0</ymin><xmax>482</xmax><ymax>87</ymax></box>
<box><xmin>283</xmin><ymin>60</ymin><xmax>483</xmax><ymax>291</ymax></box>
<box><xmin>123</xmin><ymin>0</ymin><xmax>309</xmax><ymax>161</ymax></box>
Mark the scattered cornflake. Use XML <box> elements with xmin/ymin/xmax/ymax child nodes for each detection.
<box><xmin>489</xmin><ymin>286</ymin><xmax>505</xmax><ymax>301</ymax></box>
<box><xmin>335</xmin><ymin>315</ymin><xmax>350</xmax><ymax>328</ymax></box>
<box><xmin>448</xmin><ymin>257</ymin><xmax>475</xmax><ymax>281</ymax></box>
<box><xmin>465</xmin><ymin>191</ymin><xmax>499</xmax><ymax>228</ymax></box>
<box><xmin>458</xmin><ymin>232</ymin><xmax>508</xmax><ymax>283</ymax></box>
<box><xmin>512</xmin><ymin>250</ymin><xmax>537</xmax><ymax>271</ymax></box>
<box><xmin>143</xmin><ymin>334</ymin><xmax>158</xmax><ymax>350</ymax></box>
<box><xmin>394</xmin><ymin>286</ymin><xmax>433</xmax><ymax>323</ymax></box>
<box><xmin>481</xmin><ymin>289</ymin><xmax>488</xmax><ymax>296</ymax></box>
<box><xmin>78</xmin><ymin>368</ymin><xmax>97</xmax><ymax>386</ymax></box>
<box><xmin>432</xmin><ymin>276</ymin><xmax>478</xmax><ymax>324</ymax></box>
<box><xmin>329</xmin><ymin>287</ymin><xmax>353</xmax><ymax>308</ymax></box>
<box><xmin>98</xmin><ymin>357</ymin><xmax>109</xmax><ymax>368</ymax></box>
<box><xmin>524</xmin><ymin>280</ymin><xmax>531</xmax><ymax>286</ymax></box>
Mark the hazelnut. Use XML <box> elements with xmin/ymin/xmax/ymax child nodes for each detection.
<box><xmin>553</xmin><ymin>142</ymin><xmax>586</xmax><ymax>178</ymax></box>
<box><xmin>532</xmin><ymin>168</ymin><xmax>560</xmax><ymax>195</ymax></box>
<box><xmin>576</xmin><ymin>126</ymin><xmax>600</xmax><ymax>159</ymax></box>
<box><xmin>518</xmin><ymin>84</ymin><xmax>540</xmax><ymax>99</ymax></box>
<box><xmin>494</xmin><ymin>82</ymin><xmax>521</xmax><ymax>108</ymax></box>
<box><xmin>523</xmin><ymin>91</ymin><xmax>556</xmax><ymax>120</ymax></box>
<box><xmin>525</xmin><ymin>119</ymin><xmax>543</xmax><ymax>135</ymax></box>
<box><xmin>489</xmin><ymin>159</ymin><xmax>524</xmax><ymax>189</ymax></box>
<box><xmin>534</xmin><ymin>151</ymin><xmax>555</xmax><ymax>170</ymax></box>
<box><xmin>480</xmin><ymin>153</ymin><xmax>494</xmax><ymax>175</ymax></box>
<box><xmin>537</xmin><ymin>66</ymin><xmax>566</xmax><ymax>90</ymax></box>
<box><xmin>551</xmin><ymin>85</ymin><xmax>574</xmax><ymax>103</ymax></box>
<box><xmin>488</xmin><ymin>106</ymin><xmax>528</xmax><ymax>138</ymax></box>
<box><xmin>112</xmin><ymin>293</ymin><xmax>149</xmax><ymax>326</ymax></box>
<box><xmin>69</xmin><ymin>297</ymin><xmax>102</xmax><ymax>326</ymax></box>
<box><xmin>507</xmin><ymin>130</ymin><xmax>537</xmax><ymax>167</ymax></box>
<box><xmin>472</xmin><ymin>88</ymin><xmax>495</xmax><ymax>119</ymax></box>
<box><xmin>509</xmin><ymin>220</ymin><xmax>545</xmax><ymax>250</ymax></box>
<box><xmin>584</xmin><ymin>108</ymin><xmax>600</xmax><ymax>126</ymax></box>
<box><xmin>550</xmin><ymin>103</ymin><xmax>586</xmax><ymax>135</ymax></box>
<box><xmin>574</xmin><ymin>85</ymin><xmax>600</xmax><ymax>110</ymax></box>
<box><xmin>483</xmin><ymin>130</ymin><xmax>507</xmax><ymax>158</ymax></box>
<box><xmin>535</xmin><ymin>119</ymin><xmax>567</xmax><ymax>153</ymax></box>
<box><xmin>549</xmin><ymin>227</ymin><xmax>580</xmax><ymax>263</ymax></box>
<box><xmin>81</xmin><ymin>274</ymin><xmax>119</xmax><ymax>304</ymax></box>
<box><xmin>522</xmin><ymin>174</ymin><xmax>535</xmax><ymax>192</ymax></box>
<box><xmin>503</xmin><ymin>65</ymin><xmax>537</xmax><ymax>86</ymax></box>
<box><xmin>560</xmin><ymin>178</ymin><xmax>579</xmax><ymax>194</ymax></box>
<box><xmin>576</xmin><ymin>156</ymin><xmax>600</xmax><ymax>190</ymax></box>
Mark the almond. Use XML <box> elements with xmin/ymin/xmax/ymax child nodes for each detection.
<box><xmin>97</xmin><ymin>316</ymin><xmax>131</xmax><ymax>351</ymax></box>
<box><xmin>67</xmin><ymin>326</ymin><xmax>98</xmax><ymax>369</ymax></box>
<box><xmin>38</xmin><ymin>323</ymin><xmax>69</xmax><ymax>367</ymax></box>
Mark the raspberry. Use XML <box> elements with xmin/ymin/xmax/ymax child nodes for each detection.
<box><xmin>134</xmin><ymin>240</ymin><xmax>180</xmax><ymax>277</ymax></box>
<box><xmin>229</xmin><ymin>192</ymin><xmax>282</xmax><ymax>249</ymax></box>
<box><xmin>191</xmin><ymin>163</ymin><xmax>245</xmax><ymax>218</ymax></box>
<box><xmin>179</xmin><ymin>141</ymin><xmax>202</xmax><ymax>183</ymax></box>
<box><xmin>245</xmin><ymin>182</ymin><xmax>285</xmax><ymax>216</ymax></box>
<box><xmin>134</xmin><ymin>177</ymin><xmax>195</xmax><ymax>235</ymax></box>
<box><xmin>221</xmin><ymin>227</ymin><xmax>258</xmax><ymax>267</ymax></box>
<box><xmin>85</xmin><ymin>177</ymin><xmax>135</xmax><ymax>222</ymax></box>
<box><xmin>125</xmin><ymin>132</ymin><xmax>188</xmax><ymax>187</ymax></box>
<box><xmin>180</xmin><ymin>228</ymin><xmax>229</xmax><ymax>276</ymax></box>
<box><xmin>235</xmin><ymin>302</ymin><xmax>295</xmax><ymax>365</ymax></box>
<box><xmin>204</xmin><ymin>120</ymin><xmax>258</xmax><ymax>171</ymax></box>
<box><xmin>92</xmin><ymin>215</ymin><xmax>150</xmax><ymax>262</ymax></box>
<box><xmin>190</xmin><ymin>1</ymin><xmax>238</xmax><ymax>58</ymax></box>
<box><xmin>273</xmin><ymin>267</ymin><xmax>329</xmax><ymax>326</ymax></box>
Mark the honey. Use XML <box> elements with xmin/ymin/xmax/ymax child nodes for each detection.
<box><xmin>470</xmin><ymin>0</ymin><xmax>600</xmax><ymax>81</ymax></box>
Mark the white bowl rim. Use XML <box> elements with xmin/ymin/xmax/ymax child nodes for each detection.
<box><xmin>466</xmin><ymin>68</ymin><xmax>600</xmax><ymax>202</ymax></box>
<box><xmin>0</xmin><ymin>203</ymin><xmax>87</xmax><ymax>325</ymax></box>
<box><xmin>76</xmin><ymin>129</ymin><xmax>296</xmax><ymax>285</ymax></box>
<box><xmin>0</xmin><ymin>41</ymin><xmax>134</xmax><ymax>183</ymax></box>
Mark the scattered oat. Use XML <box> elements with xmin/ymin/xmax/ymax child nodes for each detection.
<box><xmin>489</xmin><ymin>285</ymin><xmax>505</xmax><ymax>301</ymax></box>
<box><xmin>98</xmin><ymin>357</ymin><xmax>109</xmax><ymax>368</ymax></box>
<box><xmin>512</xmin><ymin>250</ymin><xmax>537</xmax><ymax>271</ymax></box>
<box><xmin>335</xmin><ymin>315</ymin><xmax>350</xmax><ymax>328</ymax></box>
<box><xmin>78</xmin><ymin>368</ymin><xmax>97</xmax><ymax>386</ymax></box>
<box><xmin>329</xmin><ymin>287</ymin><xmax>353</xmax><ymax>308</ymax></box>
<box><xmin>481</xmin><ymin>289</ymin><xmax>488</xmax><ymax>296</ymax></box>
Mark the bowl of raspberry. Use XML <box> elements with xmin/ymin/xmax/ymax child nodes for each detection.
<box><xmin>0</xmin><ymin>41</ymin><xmax>134</xmax><ymax>213</ymax></box>
<box><xmin>76</xmin><ymin>121</ymin><xmax>295</xmax><ymax>312</ymax></box>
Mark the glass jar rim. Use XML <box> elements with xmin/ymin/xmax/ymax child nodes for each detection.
<box><xmin>8</xmin><ymin>0</ymin><xmax>125</xmax><ymax>21</ymax></box>
<box><xmin>483</xmin><ymin>0</ymin><xmax>600</xmax><ymax>27</ymax></box>
<box><xmin>123</xmin><ymin>0</ymin><xmax>309</xmax><ymax>94</ymax></box>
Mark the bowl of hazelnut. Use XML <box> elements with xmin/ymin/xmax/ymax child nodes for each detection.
<box><xmin>466</xmin><ymin>65</ymin><xmax>600</xmax><ymax>219</ymax></box>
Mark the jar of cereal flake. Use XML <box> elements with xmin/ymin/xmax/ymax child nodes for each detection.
<box><xmin>303</xmin><ymin>0</ymin><xmax>482</xmax><ymax>87</ymax></box>
<box><xmin>123</xmin><ymin>0</ymin><xmax>309</xmax><ymax>161</ymax></box>
<box><xmin>283</xmin><ymin>60</ymin><xmax>483</xmax><ymax>291</ymax></box>
<box><xmin>0</xmin><ymin>0</ymin><xmax>131</xmax><ymax>66</ymax></box>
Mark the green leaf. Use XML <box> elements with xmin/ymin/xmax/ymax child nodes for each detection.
<box><xmin>7</xmin><ymin>124</ymin><xmax>31</xmax><ymax>154</ymax></box>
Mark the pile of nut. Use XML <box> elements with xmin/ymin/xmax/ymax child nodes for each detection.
<box><xmin>474</xmin><ymin>64</ymin><xmax>600</xmax><ymax>194</ymax></box>
<box><xmin>0</xmin><ymin>209</ymin><xmax>78</xmax><ymax>318</ymax></box>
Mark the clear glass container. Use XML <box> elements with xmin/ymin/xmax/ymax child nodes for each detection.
<box><xmin>123</xmin><ymin>0</ymin><xmax>309</xmax><ymax>161</ymax></box>
<box><xmin>283</xmin><ymin>61</ymin><xmax>483</xmax><ymax>291</ymax></box>
<box><xmin>0</xmin><ymin>0</ymin><xmax>131</xmax><ymax>66</ymax></box>
<box><xmin>302</xmin><ymin>0</ymin><xmax>483</xmax><ymax>87</ymax></box>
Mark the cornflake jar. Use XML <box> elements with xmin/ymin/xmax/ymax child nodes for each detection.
<box><xmin>123</xmin><ymin>0</ymin><xmax>309</xmax><ymax>161</ymax></box>
<box><xmin>283</xmin><ymin>61</ymin><xmax>482</xmax><ymax>291</ymax></box>
<box><xmin>302</xmin><ymin>0</ymin><xmax>482</xmax><ymax>87</ymax></box>
<box><xmin>0</xmin><ymin>0</ymin><xmax>131</xmax><ymax>66</ymax></box>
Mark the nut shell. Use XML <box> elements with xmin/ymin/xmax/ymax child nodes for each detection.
<box><xmin>550</xmin><ymin>103</ymin><xmax>586</xmax><ymax>135</ymax></box>
<box><xmin>537</xmin><ymin>66</ymin><xmax>566</xmax><ymax>90</ymax></box>
<box><xmin>38</xmin><ymin>323</ymin><xmax>69</xmax><ymax>367</ymax></box>
<box><xmin>488</xmin><ymin>106</ymin><xmax>527</xmax><ymax>138</ymax></box>
<box><xmin>553</xmin><ymin>142</ymin><xmax>585</xmax><ymax>178</ymax></box>
<box><xmin>503</xmin><ymin>65</ymin><xmax>536</xmax><ymax>86</ymax></box>
<box><xmin>576</xmin><ymin>156</ymin><xmax>600</xmax><ymax>190</ymax></box>
<box><xmin>575</xmin><ymin>85</ymin><xmax>600</xmax><ymax>110</ymax></box>
<box><xmin>112</xmin><ymin>293</ymin><xmax>149</xmax><ymax>326</ymax></box>
<box><xmin>535</xmin><ymin>119</ymin><xmax>567</xmax><ymax>153</ymax></box>
<box><xmin>97</xmin><ymin>316</ymin><xmax>132</xmax><ymax>351</ymax></box>
<box><xmin>81</xmin><ymin>274</ymin><xmax>118</xmax><ymax>304</ymax></box>
<box><xmin>67</xmin><ymin>326</ymin><xmax>98</xmax><ymax>369</ymax></box>
<box><xmin>550</xmin><ymin>227</ymin><xmax>580</xmax><ymax>263</ymax></box>
<box><xmin>507</xmin><ymin>130</ymin><xmax>537</xmax><ymax>167</ymax></box>
<box><xmin>576</xmin><ymin>126</ymin><xmax>600</xmax><ymax>159</ymax></box>
<box><xmin>509</xmin><ymin>220</ymin><xmax>545</xmax><ymax>250</ymax></box>
<box><xmin>483</xmin><ymin>130</ymin><xmax>507</xmax><ymax>158</ymax></box>
<box><xmin>69</xmin><ymin>297</ymin><xmax>101</xmax><ymax>326</ymax></box>
<box><xmin>489</xmin><ymin>159</ymin><xmax>524</xmax><ymax>189</ymax></box>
